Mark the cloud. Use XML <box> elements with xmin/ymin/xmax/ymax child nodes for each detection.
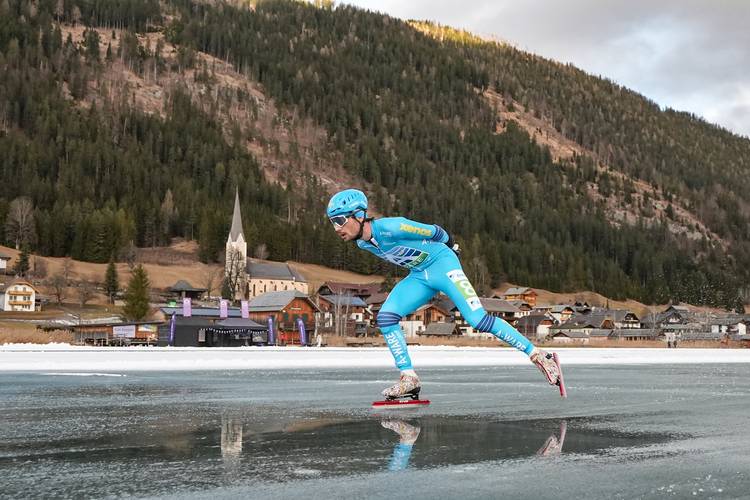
<box><xmin>343</xmin><ymin>0</ymin><xmax>750</xmax><ymax>137</ymax></box>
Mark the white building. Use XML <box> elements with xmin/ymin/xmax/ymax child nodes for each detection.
<box><xmin>0</xmin><ymin>252</ymin><xmax>10</xmax><ymax>274</ymax></box>
<box><xmin>0</xmin><ymin>279</ymin><xmax>37</xmax><ymax>312</ymax></box>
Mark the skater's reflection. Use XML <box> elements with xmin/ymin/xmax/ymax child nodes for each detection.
<box><xmin>381</xmin><ymin>419</ymin><xmax>421</xmax><ymax>471</ymax></box>
<box><xmin>536</xmin><ymin>420</ymin><xmax>567</xmax><ymax>456</ymax></box>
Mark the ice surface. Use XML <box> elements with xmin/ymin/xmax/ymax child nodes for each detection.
<box><xmin>1</xmin><ymin>362</ymin><xmax>749</xmax><ymax>499</ymax></box>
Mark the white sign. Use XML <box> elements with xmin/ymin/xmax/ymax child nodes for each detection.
<box><xmin>113</xmin><ymin>325</ymin><xmax>136</xmax><ymax>338</ymax></box>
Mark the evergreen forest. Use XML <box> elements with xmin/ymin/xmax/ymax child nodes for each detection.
<box><xmin>1</xmin><ymin>0</ymin><xmax>749</xmax><ymax>309</ymax></box>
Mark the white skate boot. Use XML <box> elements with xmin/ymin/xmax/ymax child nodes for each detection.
<box><xmin>381</xmin><ymin>374</ymin><xmax>421</xmax><ymax>400</ymax></box>
<box><xmin>531</xmin><ymin>350</ymin><xmax>560</xmax><ymax>384</ymax></box>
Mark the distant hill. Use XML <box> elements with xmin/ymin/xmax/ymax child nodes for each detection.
<box><xmin>1</xmin><ymin>0</ymin><xmax>748</xmax><ymax>309</ymax></box>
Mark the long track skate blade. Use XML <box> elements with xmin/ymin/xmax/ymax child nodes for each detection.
<box><xmin>552</xmin><ymin>352</ymin><xmax>567</xmax><ymax>398</ymax></box>
<box><xmin>372</xmin><ymin>399</ymin><xmax>431</xmax><ymax>408</ymax></box>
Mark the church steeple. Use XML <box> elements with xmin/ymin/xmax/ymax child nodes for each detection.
<box><xmin>225</xmin><ymin>188</ymin><xmax>248</xmax><ymax>299</ymax></box>
<box><xmin>228</xmin><ymin>188</ymin><xmax>244</xmax><ymax>243</ymax></box>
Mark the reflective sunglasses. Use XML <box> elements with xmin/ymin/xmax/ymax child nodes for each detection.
<box><xmin>329</xmin><ymin>214</ymin><xmax>351</xmax><ymax>229</ymax></box>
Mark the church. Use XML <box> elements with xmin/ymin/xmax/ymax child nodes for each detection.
<box><xmin>225</xmin><ymin>190</ymin><xmax>308</xmax><ymax>300</ymax></box>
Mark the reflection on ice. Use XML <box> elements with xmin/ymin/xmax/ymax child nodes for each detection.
<box><xmin>537</xmin><ymin>421</ymin><xmax>567</xmax><ymax>456</ymax></box>
<box><xmin>221</xmin><ymin>415</ymin><xmax>243</xmax><ymax>470</ymax></box>
<box><xmin>382</xmin><ymin>419</ymin><xmax>421</xmax><ymax>471</ymax></box>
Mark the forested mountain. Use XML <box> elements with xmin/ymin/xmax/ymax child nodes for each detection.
<box><xmin>1</xmin><ymin>0</ymin><xmax>749</xmax><ymax>309</ymax></box>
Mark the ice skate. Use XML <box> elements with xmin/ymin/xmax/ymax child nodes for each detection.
<box><xmin>372</xmin><ymin>374</ymin><xmax>429</xmax><ymax>408</ymax></box>
<box><xmin>531</xmin><ymin>350</ymin><xmax>567</xmax><ymax>397</ymax></box>
<box><xmin>381</xmin><ymin>374</ymin><xmax>421</xmax><ymax>400</ymax></box>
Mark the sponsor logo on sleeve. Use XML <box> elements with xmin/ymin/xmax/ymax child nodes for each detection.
<box><xmin>446</xmin><ymin>270</ymin><xmax>482</xmax><ymax>311</ymax></box>
<box><xmin>400</xmin><ymin>223</ymin><xmax>432</xmax><ymax>237</ymax></box>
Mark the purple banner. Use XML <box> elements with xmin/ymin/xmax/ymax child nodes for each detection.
<box><xmin>220</xmin><ymin>299</ymin><xmax>228</xmax><ymax>319</ymax></box>
<box><xmin>169</xmin><ymin>312</ymin><xmax>176</xmax><ymax>346</ymax></box>
<box><xmin>182</xmin><ymin>297</ymin><xmax>192</xmax><ymax>317</ymax></box>
<box><xmin>297</xmin><ymin>317</ymin><xmax>307</xmax><ymax>346</ymax></box>
<box><xmin>241</xmin><ymin>300</ymin><xmax>249</xmax><ymax>319</ymax></box>
<box><xmin>267</xmin><ymin>316</ymin><xmax>275</xmax><ymax>345</ymax></box>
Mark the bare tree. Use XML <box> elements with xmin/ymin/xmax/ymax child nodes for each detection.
<box><xmin>77</xmin><ymin>280</ymin><xmax>96</xmax><ymax>307</ymax></box>
<box><xmin>202</xmin><ymin>266</ymin><xmax>222</xmax><ymax>299</ymax></box>
<box><xmin>119</xmin><ymin>240</ymin><xmax>138</xmax><ymax>269</ymax></box>
<box><xmin>31</xmin><ymin>257</ymin><xmax>48</xmax><ymax>280</ymax></box>
<box><xmin>5</xmin><ymin>197</ymin><xmax>36</xmax><ymax>250</ymax></box>
<box><xmin>60</xmin><ymin>257</ymin><xmax>74</xmax><ymax>282</ymax></box>
<box><xmin>224</xmin><ymin>248</ymin><xmax>245</xmax><ymax>299</ymax></box>
<box><xmin>254</xmin><ymin>243</ymin><xmax>269</xmax><ymax>260</ymax></box>
<box><xmin>47</xmin><ymin>273</ymin><xmax>67</xmax><ymax>305</ymax></box>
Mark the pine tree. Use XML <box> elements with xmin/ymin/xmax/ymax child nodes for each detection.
<box><xmin>104</xmin><ymin>259</ymin><xmax>119</xmax><ymax>304</ymax></box>
<box><xmin>13</xmin><ymin>246</ymin><xmax>30</xmax><ymax>277</ymax></box>
<box><xmin>123</xmin><ymin>264</ymin><xmax>150</xmax><ymax>320</ymax></box>
<box><xmin>220</xmin><ymin>278</ymin><xmax>233</xmax><ymax>300</ymax></box>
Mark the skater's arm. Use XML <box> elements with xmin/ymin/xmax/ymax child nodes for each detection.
<box><xmin>384</xmin><ymin>217</ymin><xmax>451</xmax><ymax>243</ymax></box>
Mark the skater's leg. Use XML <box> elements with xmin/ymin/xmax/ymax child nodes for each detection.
<box><xmin>430</xmin><ymin>254</ymin><xmax>534</xmax><ymax>355</ymax></box>
<box><xmin>429</xmin><ymin>256</ymin><xmax>562</xmax><ymax>388</ymax></box>
<box><xmin>377</xmin><ymin>274</ymin><xmax>437</xmax><ymax>371</ymax></box>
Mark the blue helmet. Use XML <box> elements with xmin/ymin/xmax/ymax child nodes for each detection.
<box><xmin>326</xmin><ymin>189</ymin><xmax>368</xmax><ymax>218</ymax></box>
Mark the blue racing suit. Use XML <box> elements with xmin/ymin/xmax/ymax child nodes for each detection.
<box><xmin>358</xmin><ymin>217</ymin><xmax>534</xmax><ymax>371</ymax></box>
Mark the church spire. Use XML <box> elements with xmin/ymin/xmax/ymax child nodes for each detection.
<box><xmin>229</xmin><ymin>188</ymin><xmax>244</xmax><ymax>242</ymax></box>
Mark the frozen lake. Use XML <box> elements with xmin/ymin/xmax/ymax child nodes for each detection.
<box><xmin>1</xmin><ymin>350</ymin><xmax>750</xmax><ymax>499</ymax></box>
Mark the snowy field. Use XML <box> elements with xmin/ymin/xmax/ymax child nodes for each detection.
<box><xmin>2</xmin><ymin>344</ymin><xmax>750</xmax><ymax>371</ymax></box>
<box><xmin>2</xmin><ymin>347</ymin><xmax>750</xmax><ymax>499</ymax></box>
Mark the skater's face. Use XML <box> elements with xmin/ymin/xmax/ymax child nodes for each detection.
<box><xmin>332</xmin><ymin>215</ymin><xmax>362</xmax><ymax>241</ymax></box>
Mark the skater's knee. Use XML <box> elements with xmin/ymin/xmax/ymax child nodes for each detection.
<box><xmin>472</xmin><ymin>314</ymin><xmax>496</xmax><ymax>333</ymax></box>
<box><xmin>377</xmin><ymin>311</ymin><xmax>402</xmax><ymax>328</ymax></box>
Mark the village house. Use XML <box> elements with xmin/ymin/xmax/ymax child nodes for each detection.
<box><xmin>516</xmin><ymin>313</ymin><xmax>555</xmax><ymax>341</ymax></box>
<box><xmin>548</xmin><ymin>305</ymin><xmax>575</xmax><ymax>324</ymax></box>
<box><xmin>497</xmin><ymin>287</ymin><xmax>537</xmax><ymax>307</ymax></box>
<box><xmin>480</xmin><ymin>297</ymin><xmax>522</xmax><ymax>324</ymax></box>
<box><xmin>401</xmin><ymin>303</ymin><xmax>450</xmax><ymax>337</ymax></box>
<box><xmin>0</xmin><ymin>252</ymin><xmax>10</xmax><ymax>274</ymax></box>
<box><xmin>167</xmin><ymin>280</ymin><xmax>207</xmax><ymax>301</ymax></box>
<box><xmin>549</xmin><ymin>329</ymin><xmax>592</xmax><ymax>344</ymax></box>
<box><xmin>551</xmin><ymin>313</ymin><xmax>615</xmax><ymax>340</ymax></box>
<box><xmin>317</xmin><ymin>282</ymin><xmax>381</xmax><ymax>301</ymax></box>
<box><xmin>316</xmin><ymin>294</ymin><xmax>369</xmax><ymax>335</ymax></box>
<box><xmin>591</xmin><ymin>308</ymin><xmax>641</xmax><ymax>329</ymax></box>
<box><xmin>609</xmin><ymin>328</ymin><xmax>661</xmax><ymax>342</ymax></box>
<box><xmin>506</xmin><ymin>300</ymin><xmax>533</xmax><ymax>317</ymax></box>
<box><xmin>247</xmin><ymin>290</ymin><xmax>319</xmax><ymax>345</ymax></box>
<box><xmin>420</xmin><ymin>322</ymin><xmax>462</xmax><ymax>337</ymax></box>
<box><xmin>657</xmin><ymin>304</ymin><xmax>692</xmax><ymax>326</ymax></box>
<box><xmin>72</xmin><ymin>321</ymin><xmax>162</xmax><ymax>346</ymax></box>
<box><xmin>710</xmin><ymin>317</ymin><xmax>748</xmax><ymax>336</ymax></box>
<box><xmin>0</xmin><ymin>278</ymin><xmax>38</xmax><ymax>312</ymax></box>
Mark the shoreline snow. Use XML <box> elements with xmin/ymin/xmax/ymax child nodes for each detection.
<box><xmin>1</xmin><ymin>344</ymin><xmax>749</xmax><ymax>371</ymax></box>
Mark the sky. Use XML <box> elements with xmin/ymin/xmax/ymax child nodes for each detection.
<box><xmin>342</xmin><ymin>0</ymin><xmax>750</xmax><ymax>139</ymax></box>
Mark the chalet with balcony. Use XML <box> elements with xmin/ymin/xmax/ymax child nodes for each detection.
<box><xmin>0</xmin><ymin>279</ymin><xmax>37</xmax><ymax>312</ymax></box>
<box><xmin>497</xmin><ymin>287</ymin><xmax>537</xmax><ymax>307</ymax></box>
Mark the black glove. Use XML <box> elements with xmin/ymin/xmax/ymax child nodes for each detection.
<box><xmin>446</xmin><ymin>235</ymin><xmax>461</xmax><ymax>255</ymax></box>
